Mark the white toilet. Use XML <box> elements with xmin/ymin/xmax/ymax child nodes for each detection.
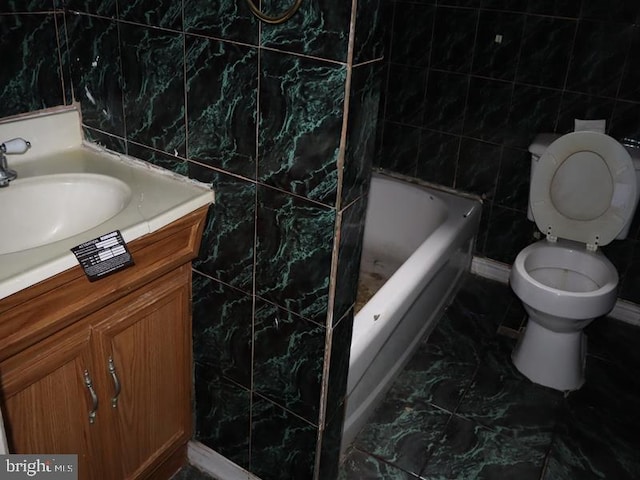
<box><xmin>510</xmin><ymin>131</ymin><xmax>640</xmax><ymax>391</ymax></box>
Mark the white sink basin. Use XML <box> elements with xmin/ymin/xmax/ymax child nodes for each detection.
<box><xmin>0</xmin><ymin>173</ymin><xmax>132</xmax><ymax>255</ymax></box>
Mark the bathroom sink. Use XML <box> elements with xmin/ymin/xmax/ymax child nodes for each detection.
<box><xmin>0</xmin><ymin>173</ymin><xmax>132</xmax><ymax>255</ymax></box>
<box><xmin>0</xmin><ymin>104</ymin><xmax>214</xmax><ymax>300</ymax></box>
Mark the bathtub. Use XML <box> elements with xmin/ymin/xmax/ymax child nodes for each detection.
<box><xmin>342</xmin><ymin>172</ymin><xmax>481</xmax><ymax>450</ymax></box>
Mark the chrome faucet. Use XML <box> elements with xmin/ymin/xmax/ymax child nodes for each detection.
<box><xmin>0</xmin><ymin>138</ymin><xmax>31</xmax><ymax>187</ymax></box>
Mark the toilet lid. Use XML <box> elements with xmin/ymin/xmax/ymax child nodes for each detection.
<box><xmin>530</xmin><ymin>131</ymin><xmax>636</xmax><ymax>248</ymax></box>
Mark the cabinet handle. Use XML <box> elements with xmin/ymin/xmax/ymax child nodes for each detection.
<box><xmin>108</xmin><ymin>356</ymin><xmax>121</xmax><ymax>408</ymax></box>
<box><xmin>83</xmin><ymin>370</ymin><xmax>98</xmax><ymax>424</ymax></box>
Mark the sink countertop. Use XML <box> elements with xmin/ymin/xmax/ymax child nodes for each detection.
<box><xmin>0</xmin><ymin>107</ymin><xmax>214</xmax><ymax>300</ymax></box>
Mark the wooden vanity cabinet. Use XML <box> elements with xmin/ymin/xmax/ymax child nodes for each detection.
<box><xmin>91</xmin><ymin>266</ymin><xmax>191</xmax><ymax>480</ymax></box>
<box><xmin>1</xmin><ymin>318</ymin><xmax>104</xmax><ymax>479</ymax></box>
<box><xmin>0</xmin><ymin>206</ymin><xmax>208</xmax><ymax>480</ymax></box>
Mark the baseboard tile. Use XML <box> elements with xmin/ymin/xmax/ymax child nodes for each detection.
<box><xmin>188</xmin><ymin>441</ymin><xmax>261</xmax><ymax>480</ymax></box>
<box><xmin>471</xmin><ymin>256</ymin><xmax>510</xmax><ymax>284</ymax></box>
<box><xmin>610</xmin><ymin>299</ymin><xmax>640</xmax><ymax>327</ymax></box>
<box><xmin>471</xmin><ymin>256</ymin><xmax>640</xmax><ymax>327</ymax></box>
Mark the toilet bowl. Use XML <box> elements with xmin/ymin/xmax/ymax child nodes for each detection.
<box><xmin>510</xmin><ymin>240</ymin><xmax>618</xmax><ymax>390</ymax></box>
<box><xmin>510</xmin><ymin>131</ymin><xmax>640</xmax><ymax>391</ymax></box>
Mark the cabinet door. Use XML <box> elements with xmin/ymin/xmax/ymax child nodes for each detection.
<box><xmin>0</xmin><ymin>322</ymin><xmax>106</xmax><ymax>480</ymax></box>
<box><xmin>92</xmin><ymin>266</ymin><xmax>192</xmax><ymax>480</ymax></box>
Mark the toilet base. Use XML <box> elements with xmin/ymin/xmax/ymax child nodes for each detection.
<box><xmin>512</xmin><ymin>320</ymin><xmax>586</xmax><ymax>391</ymax></box>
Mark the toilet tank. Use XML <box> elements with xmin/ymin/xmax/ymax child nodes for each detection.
<box><xmin>527</xmin><ymin>134</ymin><xmax>640</xmax><ymax>240</ymax></box>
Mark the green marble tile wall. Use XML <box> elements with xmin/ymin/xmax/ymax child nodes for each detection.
<box><xmin>0</xmin><ymin>1</ymin><xmax>383</xmax><ymax>478</ymax></box>
<box><xmin>376</xmin><ymin>0</ymin><xmax>640</xmax><ymax>305</ymax></box>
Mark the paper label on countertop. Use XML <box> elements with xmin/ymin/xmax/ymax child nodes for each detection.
<box><xmin>71</xmin><ymin>230</ymin><xmax>133</xmax><ymax>281</ymax></box>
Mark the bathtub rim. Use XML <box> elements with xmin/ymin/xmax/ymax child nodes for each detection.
<box><xmin>347</xmin><ymin>174</ymin><xmax>482</xmax><ymax>393</ymax></box>
<box><xmin>342</xmin><ymin>172</ymin><xmax>481</xmax><ymax>451</ymax></box>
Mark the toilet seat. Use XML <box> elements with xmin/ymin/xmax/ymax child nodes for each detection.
<box><xmin>530</xmin><ymin>132</ymin><xmax>636</xmax><ymax>249</ymax></box>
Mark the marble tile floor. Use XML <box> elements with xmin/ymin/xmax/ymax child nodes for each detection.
<box><xmin>339</xmin><ymin>274</ymin><xmax>640</xmax><ymax>480</ymax></box>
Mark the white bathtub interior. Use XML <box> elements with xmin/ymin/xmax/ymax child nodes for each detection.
<box><xmin>342</xmin><ymin>173</ymin><xmax>481</xmax><ymax>452</ymax></box>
